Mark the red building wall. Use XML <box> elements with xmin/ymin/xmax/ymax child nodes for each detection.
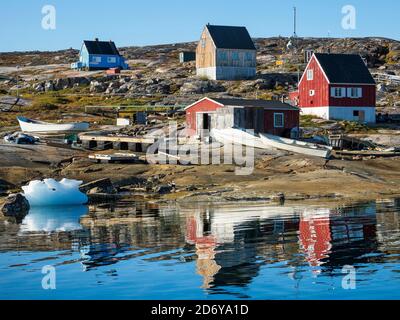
<box><xmin>298</xmin><ymin>57</ymin><xmax>330</xmax><ymax>108</ymax></box>
<box><xmin>263</xmin><ymin>110</ymin><xmax>299</xmax><ymax>137</ymax></box>
<box><xmin>329</xmin><ymin>84</ymin><xmax>376</xmax><ymax>107</ymax></box>
<box><xmin>299</xmin><ymin>56</ymin><xmax>376</xmax><ymax>108</ymax></box>
<box><xmin>185</xmin><ymin>99</ymin><xmax>223</xmax><ymax>135</ymax></box>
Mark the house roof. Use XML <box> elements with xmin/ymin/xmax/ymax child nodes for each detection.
<box><xmin>314</xmin><ymin>53</ymin><xmax>376</xmax><ymax>84</ymax></box>
<box><xmin>83</xmin><ymin>40</ymin><xmax>120</xmax><ymax>55</ymax></box>
<box><xmin>206</xmin><ymin>25</ymin><xmax>256</xmax><ymax>50</ymax></box>
<box><xmin>212</xmin><ymin>98</ymin><xmax>299</xmax><ymax>111</ymax></box>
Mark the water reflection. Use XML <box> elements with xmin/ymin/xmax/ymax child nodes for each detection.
<box><xmin>20</xmin><ymin>206</ymin><xmax>88</xmax><ymax>233</ymax></box>
<box><xmin>1</xmin><ymin>199</ymin><xmax>400</xmax><ymax>299</ymax></box>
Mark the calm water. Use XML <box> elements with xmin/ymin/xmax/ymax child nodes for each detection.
<box><xmin>1</xmin><ymin>200</ymin><xmax>400</xmax><ymax>300</ymax></box>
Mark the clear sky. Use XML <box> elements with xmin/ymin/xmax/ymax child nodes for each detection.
<box><xmin>0</xmin><ymin>0</ymin><xmax>399</xmax><ymax>52</ymax></box>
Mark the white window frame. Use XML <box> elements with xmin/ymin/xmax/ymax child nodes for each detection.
<box><xmin>348</xmin><ymin>87</ymin><xmax>362</xmax><ymax>98</ymax></box>
<box><xmin>307</xmin><ymin>69</ymin><xmax>314</xmax><ymax>81</ymax></box>
<box><xmin>274</xmin><ymin>113</ymin><xmax>284</xmax><ymax>128</ymax></box>
<box><xmin>331</xmin><ymin>87</ymin><xmax>346</xmax><ymax>98</ymax></box>
<box><xmin>309</xmin><ymin>89</ymin><xmax>315</xmax><ymax>96</ymax></box>
<box><xmin>92</xmin><ymin>56</ymin><xmax>101</xmax><ymax>63</ymax></box>
<box><xmin>107</xmin><ymin>57</ymin><xmax>117</xmax><ymax>63</ymax></box>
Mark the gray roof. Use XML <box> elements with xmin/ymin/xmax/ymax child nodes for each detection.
<box><xmin>314</xmin><ymin>53</ymin><xmax>375</xmax><ymax>84</ymax></box>
<box><xmin>213</xmin><ymin>98</ymin><xmax>299</xmax><ymax>110</ymax></box>
<box><xmin>206</xmin><ymin>25</ymin><xmax>256</xmax><ymax>50</ymax></box>
<box><xmin>83</xmin><ymin>40</ymin><xmax>120</xmax><ymax>55</ymax></box>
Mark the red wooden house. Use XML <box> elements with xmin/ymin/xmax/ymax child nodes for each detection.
<box><xmin>185</xmin><ymin>97</ymin><xmax>299</xmax><ymax>137</ymax></box>
<box><xmin>290</xmin><ymin>53</ymin><xmax>376</xmax><ymax>123</ymax></box>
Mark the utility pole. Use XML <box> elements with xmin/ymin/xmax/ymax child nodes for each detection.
<box><xmin>293</xmin><ymin>6</ymin><xmax>297</xmax><ymax>38</ymax></box>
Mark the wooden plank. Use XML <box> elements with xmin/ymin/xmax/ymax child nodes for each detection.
<box><xmin>80</xmin><ymin>134</ymin><xmax>155</xmax><ymax>144</ymax></box>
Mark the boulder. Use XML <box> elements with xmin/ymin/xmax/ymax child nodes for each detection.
<box><xmin>153</xmin><ymin>184</ymin><xmax>175</xmax><ymax>195</ymax></box>
<box><xmin>1</xmin><ymin>194</ymin><xmax>30</xmax><ymax>218</ymax></box>
<box><xmin>44</xmin><ymin>81</ymin><xmax>55</xmax><ymax>92</ymax></box>
<box><xmin>80</xmin><ymin>178</ymin><xmax>117</xmax><ymax>194</ymax></box>
<box><xmin>90</xmin><ymin>81</ymin><xmax>107</xmax><ymax>93</ymax></box>
<box><xmin>180</xmin><ymin>80</ymin><xmax>225</xmax><ymax>94</ymax></box>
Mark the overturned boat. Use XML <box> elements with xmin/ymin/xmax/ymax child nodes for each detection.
<box><xmin>17</xmin><ymin>116</ymin><xmax>89</xmax><ymax>133</ymax></box>
<box><xmin>210</xmin><ymin>128</ymin><xmax>266</xmax><ymax>149</ymax></box>
<box><xmin>259</xmin><ymin>133</ymin><xmax>332</xmax><ymax>159</ymax></box>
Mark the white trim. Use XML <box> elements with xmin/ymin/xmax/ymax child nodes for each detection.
<box><xmin>274</xmin><ymin>113</ymin><xmax>285</xmax><ymax>128</ymax></box>
<box><xmin>298</xmin><ymin>54</ymin><xmax>330</xmax><ymax>87</ymax></box>
<box><xmin>184</xmin><ymin>97</ymin><xmax>225</xmax><ymax>111</ymax></box>
<box><xmin>307</xmin><ymin>69</ymin><xmax>314</xmax><ymax>81</ymax></box>
<box><xmin>301</xmin><ymin>106</ymin><xmax>376</xmax><ymax>123</ymax></box>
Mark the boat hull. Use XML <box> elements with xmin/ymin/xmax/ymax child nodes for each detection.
<box><xmin>17</xmin><ymin>117</ymin><xmax>89</xmax><ymax>133</ymax></box>
<box><xmin>211</xmin><ymin>128</ymin><xmax>267</xmax><ymax>150</ymax></box>
<box><xmin>259</xmin><ymin>133</ymin><xmax>332</xmax><ymax>159</ymax></box>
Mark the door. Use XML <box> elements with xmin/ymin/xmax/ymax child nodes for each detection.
<box><xmin>359</xmin><ymin>111</ymin><xmax>365</xmax><ymax>123</ymax></box>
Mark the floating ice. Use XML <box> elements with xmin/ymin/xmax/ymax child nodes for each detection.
<box><xmin>22</xmin><ymin>178</ymin><xmax>88</xmax><ymax>206</ymax></box>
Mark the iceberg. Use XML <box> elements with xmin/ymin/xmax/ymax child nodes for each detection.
<box><xmin>22</xmin><ymin>178</ymin><xmax>88</xmax><ymax>206</ymax></box>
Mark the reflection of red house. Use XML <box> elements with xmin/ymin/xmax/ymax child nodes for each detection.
<box><xmin>186</xmin><ymin>216</ymin><xmax>216</xmax><ymax>247</ymax></box>
<box><xmin>299</xmin><ymin>215</ymin><xmax>332</xmax><ymax>267</ymax></box>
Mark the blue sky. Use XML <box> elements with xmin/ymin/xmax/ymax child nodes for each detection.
<box><xmin>0</xmin><ymin>0</ymin><xmax>399</xmax><ymax>52</ymax></box>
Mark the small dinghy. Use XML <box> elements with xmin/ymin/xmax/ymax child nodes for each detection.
<box><xmin>259</xmin><ymin>133</ymin><xmax>332</xmax><ymax>159</ymax></box>
<box><xmin>210</xmin><ymin>128</ymin><xmax>266</xmax><ymax>149</ymax></box>
<box><xmin>17</xmin><ymin>116</ymin><xmax>89</xmax><ymax>133</ymax></box>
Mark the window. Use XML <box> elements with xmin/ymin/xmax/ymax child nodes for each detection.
<box><xmin>232</xmin><ymin>52</ymin><xmax>240</xmax><ymax>60</ymax></box>
<box><xmin>274</xmin><ymin>113</ymin><xmax>284</xmax><ymax>128</ymax></box>
<box><xmin>307</xmin><ymin>69</ymin><xmax>314</xmax><ymax>81</ymax></box>
<box><xmin>201</xmin><ymin>38</ymin><xmax>206</xmax><ymax>48</ymax></box>
<box><xmin>348</xmin><ymin>87</ymin><xmax>362</xmax><ymax>98</ymax></box>
<box><xmin>245</xmin><ymin>52</ymin><xmax>253</xmax><ymax>61</ymax></box>
<box><xmin>331</xmin><ymin>87</ymin><xmax>346</xmax><ymax>98</ymax></box>
<box><xmin>218</xmin><ymin>51</ymin><xmax>228</xmax><ymax>61</ymax></box>
<box><xmin>92</xmin><ymin>56</ymin><xmax>101</xmax><ymax>63</ymax></box>
<box><xmin>309</xmin><ymin>90</ymin><xmax>315</xmax><ymax>96</ymax></box>
<box><xmin>107</xmin><ymin>57</ymin><xmax>117</xmax><ymax>63</ymax></box>
<box><xmin>353</xmin><ymin>110</ymin><xmax>360</xmax><ymax>117</ymax></box>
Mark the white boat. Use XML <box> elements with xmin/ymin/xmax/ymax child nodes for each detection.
<box><xmin>210</xmin><ymin>128</ymin><xmax>266</xmax><ymax>149</ymax></box>
<box><xmin>17</xmin><ymin>116</ymin><xmax>89</xmax><ymax>133</ymax></box>
<box><xmin>259</xmin><ymin>133</ymin><xmax>332</xmax><ymax>159</ymax></box>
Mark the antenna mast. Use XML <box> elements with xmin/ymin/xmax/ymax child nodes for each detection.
<box><xmin>293</xmin><ymin>6</ymin><xmax>297</xmax><ymax>38</ymax></box>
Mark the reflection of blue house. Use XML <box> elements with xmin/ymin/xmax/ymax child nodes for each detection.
<box><xmin>71</xmin><ymin>38</ymin><xmax>129</xmax><ymax>70</ymax></box>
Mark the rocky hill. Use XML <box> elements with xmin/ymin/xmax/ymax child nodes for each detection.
<box><xmin>0</xmin><ymin>37</ymin><xmax>399</xmax><ymax>116</ymax></box>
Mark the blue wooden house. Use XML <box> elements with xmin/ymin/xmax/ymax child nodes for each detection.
<box><xmin>71</xmin><ymin>39</ymin><xmax>129</xmax><ymax>70</ymax></box>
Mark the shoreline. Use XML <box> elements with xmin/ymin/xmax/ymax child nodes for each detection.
<box><xmin>1</xmin><ymin>143</ymin><xmax>400</xmax><ymax>207</ymax></box>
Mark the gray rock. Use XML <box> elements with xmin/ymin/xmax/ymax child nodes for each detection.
<box><xmin>153</xmin><ymin>184</ymin><xmax>175</xmax><ymax>195</ymax></box>
<box><xmin>180</xmin><ymin>80</ymin><xmax>225</xmax><ymax>94</ymax></box>
<box><xmin>90</xmin><ymin>81</ymin><xmax>107</xmax><ymax>93</ymax></box>
<box><xmin>80</xmin><ymin>178</ymin><xmax>117</xmax><ymax>194</ymax></box>
<box><xmin>44</xmin><ymin>81</ymin><xmax>55</xmax><ymax>92</ymax></box>
<box><xmin>1</xmin><ymin>194</ymin><xmax>30</xmax><ymax>218</ymax></box>
<box><xmin>33</xmin><ymin>83</ymin><xmax>45</xmax><ymax>92</ymax></box>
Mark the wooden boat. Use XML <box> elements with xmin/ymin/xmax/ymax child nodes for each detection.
<box><xmin>17</xmin><ymin>116</ymin><xmax>89</xmax><ymax>133</ymax></box>
<box><xmin>210</xmin><ymin>128</ymin><xmax>266</xmax><ymax>149</ymax></box>
<box><xmin>259</xmin><ymin>133</ymin><xmax>332</xmax><ymax>159</ymax></box>
<box><xmin>89</xmin><ymin>153</ymin><xmax>138</xmax><ymax>163</ymax></box>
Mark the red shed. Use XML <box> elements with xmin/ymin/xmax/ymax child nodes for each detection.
<box><xmin>185</xmin><ymin>97</ymin><xmax>300</xmax><ymax>137</ymax></box>
<box><xmin>292</xmin><ymin>53</ymin><xmax>376</xmax><ymax>123</ymax></box>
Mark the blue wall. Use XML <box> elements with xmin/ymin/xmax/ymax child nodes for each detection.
<box><xmin>72</xmin><ymin>43</ymin><xmax>129</xmax><ymax>70</ymax></box>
